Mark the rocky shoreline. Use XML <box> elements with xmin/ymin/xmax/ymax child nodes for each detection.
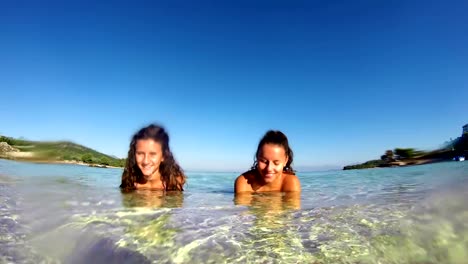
<box><xmin>0</xmin><ymin>157</ymin><xmax>122</xmax><ymax>169</ymax></box>
<box><xmin>0</xmin><ymin>142</ymin><xmax>122</xmax><ymax>169</ymax></box>
<box><xmin>343</xmin><ymin>157</ymin><xmax>450</xmax><ymax>170</ymax></box>
<box><xmin>383</xmin><ymin>158</ymin><xmax>446</xmax><ymax>167</ymax></box>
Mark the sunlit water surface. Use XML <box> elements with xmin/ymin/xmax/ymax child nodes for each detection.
<box><xmin>1</xmin><ymin>159</ymin><xmax>467</xmax><ymax>263</ymax></box>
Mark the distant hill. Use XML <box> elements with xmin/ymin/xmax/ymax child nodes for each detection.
<box><xmin>0</xmin><ymin>135</ymin><xmax>126</xmax><ymax>168</ymax></box>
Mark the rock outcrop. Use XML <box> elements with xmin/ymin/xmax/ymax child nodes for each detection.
<box><xmin>0</xmin><ymin>142</ymin><xmax>19</xmax><ymax>153</ymax></box>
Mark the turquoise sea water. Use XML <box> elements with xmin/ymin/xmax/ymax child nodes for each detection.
<box><xmin>1</xmin><ymin>159</ymin><xmax>467</xmax><ymax>263</ymax></box>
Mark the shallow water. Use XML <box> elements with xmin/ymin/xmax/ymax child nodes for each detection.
<box><xmin>1</xmin><ymin>159</ymin><xmax>467</xmax><ymax>263</ymax></box>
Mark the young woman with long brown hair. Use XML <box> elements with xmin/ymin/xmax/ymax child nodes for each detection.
<box><xmin>120</xmin><ymin>124</ymin><xmax>186</xmax><ymax>192</ymax></box>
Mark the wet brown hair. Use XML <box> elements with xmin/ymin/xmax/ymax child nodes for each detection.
<box><xmin>120</xmin><ymin>124</ymin><xmax>186</xmax><ymax>191</ymax></box>
<box><xmin>251</xmin><ymin>130</ymin><xmax>295</xmax><ymax>174</ymax></box>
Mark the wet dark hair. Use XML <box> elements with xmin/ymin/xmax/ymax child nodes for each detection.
<box><xmin>251</xmin><ymin>130</ymin><xmax>295</xmax><ymax>173</ymax></box>
<box><xmin>120</xmin><ymin>124</ymin><xmax>186</xmax><ymax>191</ymax></box>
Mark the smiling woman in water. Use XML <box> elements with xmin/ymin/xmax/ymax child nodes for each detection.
<box><xmin>120</xmin><ymin>124</ymin><xmax>186</xmax><ymax>192</ymax></box>
<box><xmin>234</xmin><ymin>130</ymin><xmax>301</xmax><ymax>193</ymax></box>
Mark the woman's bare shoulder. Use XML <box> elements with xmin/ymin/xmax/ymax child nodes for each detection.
<box><xmin>282</xmin><ymin>173</ymin><xmax>301</xmax><ymax>192</ymax></box>
<box><xmin>235</xmin><ymin>170</ymin><xmax>256</xmax><ymax>193</ymax></box>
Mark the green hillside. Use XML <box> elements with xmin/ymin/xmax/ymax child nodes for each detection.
<box><xmin>0</xmin><ymin>136</ymin><xmax>126</xmax><ymax>167</ymax></box>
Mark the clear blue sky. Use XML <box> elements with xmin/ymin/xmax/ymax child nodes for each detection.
<box><xmin>1</xmin><ymin>0</ymin><xmax>467</xmax><ymax>171</ymax></box>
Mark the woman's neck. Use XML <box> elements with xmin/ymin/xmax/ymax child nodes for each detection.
<box><xmin>146</xmin><ymin>171</ymin><xmax>161</xmax><ymax>181</ymax></box>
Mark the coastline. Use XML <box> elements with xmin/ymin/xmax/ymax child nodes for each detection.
<box><xmin>385</xmin><ymin>158</ymin><xmax>447</xmax><ymax>167</ymax></box>
<box><xmin>0</xmin><ymin>156</ymin><xmax>123</xmax><ymax>169</ymax></box>
<box><xmin>0</xmin><ymin>140</ymin><xmax>125</xmax><ymax>169</ymax></box>
<box><xmin>343</xmin><ymin>157</ymin><xmax>449</xmax><ymax>170</ymax></box>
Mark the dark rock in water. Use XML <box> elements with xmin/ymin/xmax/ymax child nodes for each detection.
<box><xmin>68</xmin><ymin>237</ymin><xmax>151</xmax><ymax>264</ymax></box>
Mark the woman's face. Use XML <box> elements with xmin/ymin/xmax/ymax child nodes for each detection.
<box><xmin>256</xmin><ymin>143</ymin><xmax>288</xmax><ymax>184</ymax></box>
<box><xmin>135</xmin><ymin>139</ymin><xmax>165</xmax><ymax>179</ymax></box>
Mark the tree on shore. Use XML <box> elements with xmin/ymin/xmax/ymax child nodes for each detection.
<box><xmin>394</xmin><ymin>148</ymin><xmax>416</xmax><ymax>159</ymax></box>
<box><xmin>81</xmin><ymin>153</ymin><xmax>94</xmax><ymax>163</ymax></box>
<box><xmin>381</xmin><ymin>150</ymin><xmax>395</xmax><ymax>162</ymax></box>
<box><xmin>99</xmin><ymin>157</ymin><xmax>110</xmax><ymax>165</ymax></box>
